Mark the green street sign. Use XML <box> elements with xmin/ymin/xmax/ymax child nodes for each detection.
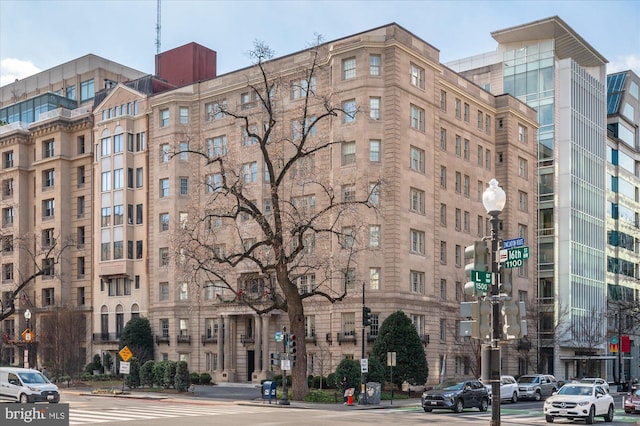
<box><xmin>471</xmin><ymin>270</ymin><xmax>491</xmax><ymax>285</ymax></box>
<box><xmin>503</xmin><ymin>246</ymin><xmax>530</xmax><ymax>269</ymax></box>
<box><xmin>474</xmin><ymin>281</ymin><xmax>489</xmax><ymax>293</ymax></box>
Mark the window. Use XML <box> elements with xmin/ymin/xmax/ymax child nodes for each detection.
<box><xmin>136</xmin><ymin>204</ymin><xmax>143</xmax><ymax>224</ymax></box>
<box><xmin>113</xmin><ymin>168</ymin><xmax>123</xmax><ymax>189</ymax></box>
<box><xmin>410</xmin><ymin>270</ymin><xmax>425</xmax><ymax>294</ymax></box>
<box><xmin>291</xmin><ymin>77</ymin><xmax>316</xmax><ymax>100</ymax></box>
<box><xmin>518</xmin><ymin>191</ymin><xmax>528</xmax><ymax>211</ymax></box>
<box><xmin>342</xmin><ymin>184</ymin><xmax>355</xmax><ymax>202</ymax></box>
<box><xmin>410</xmin><ymin>104</ymin><xmax>425</xmax><ymax>131</ymax></box>
<box><xmin>369</xmin><ymin>54</ymin><xmax>381</xmax><ymax>75</ymax></box>
<box><xmin>206</xmin><ymin>100</ymin><xmax>226</xmax><ymax>120</ymax></box>
<box><xmin>341</xmin><ymin>312</ymin><xmax>356</xmax><ymax>338</ymax></box>
<box><xmin>455</xmin><ymin>208</ymin><xmax>461</xmax><ymax>230</ymax></box>
<box><xmin>160</xmin><ymin>144</ymin><xmax>169</xmax><ymax>162</ymax></box>
<box><xmin>136</xmin><ymin>131</ymin><xmax>145</xmax><ymax>151</ymax></box>
<box><xmin>113</xmin><ymin>134</ymin><xmax>123</xmax><ymax>153</ymax></box>
<box><xmin>113</xmin><ymin>205</ymin><xmax>123</xmax><ymax>225</ymax></box>
<box><xmin>80</xmin><ymin>79</ymin><xmax>94</xmax><ymax>101</ymax></box>
<box><xmin>2</xmin><ymin>235</ymin><xmax>13</xmax><ymax>253</ymax></box>
<box><xmin>477</xmin><ymin>111</ymin><xmax>483</xmax><ymax>129</ymax></box>
<box><xmin>518</xmin><ymin>157</ymin><xmax>528</xmax><ymax>178</ymax></box>
<box><xmin>3</xmin><ymin>151</ymin><xmax>14</xmax><ymax>168</ymax></box>
<box><xmin>410</xmin><ymin>187</ymin><xmax>425</xmax><ymax>214</ymax></box>
<box><xmin>160</xmin><ymin>213</ymin><xmax>169</xmax><ymax>232</ymax></box>
<box><xmin>440</xmin><ymin>319</ymin><xmax>447</xmax><ymax>341</ymax></box>
<box><xmin>179</xmin><ymin>107</ymin><xmax>189</xmax><ymax>124</ymax></box>
<box><xmin>136</xmin><ymin>168</ymin><xmax>143</xmax><ymax>188</ymax></box>
<box><xmin>369</xmin><ymin>267</ymin><xmax>380</xmax><ymax>290</ymax></box>
<box><xmin>464</xmin><ymin>211</ymin><xmax>470</xmax><ymax>232</ymax></box>
<box><xmin>207</xmin><ymin>135</ymin><xmax>227</xmax><ymax>157</ymax></box>
<box><xmin>341</xmin><ymin>226</ymin><xmax>355</xmax><ymax>249</ymax></box>
<box><xmin>369</xmin><ymin>225</ymin><xmax>380</xmax><ymax>247</ymax></box>
<box><xmin>440</xmin><ymin>204</ymin><xmax>447</xmax><ymax>226</ymax></box>
<box><xmin>455</xmin><ymin>245</ymin><xmax>462</xmax><ymax>267</ymax></box>
<box><xmin>440</xmin><ymin>166</ymin><xmax>446</xmax><ymax>188</ymax></box>
<box><xmin>463</xmin><ymin>103</ymin><xmax>469</xmax><ymax>122</ymax></box>
<box><xmin>477</xmin><ymin>145</ymin><xmax>483</xmax><ymax>166</ymax></box>
<box><xmin>42</xmin><ymin>228</ymin><xmax>54</xmax><ymax>247</ymax></box>
<box><xmin>369</xmin><ymin>140</ymin><xmax>380</xmax><ymax>162</ymax></box>
<box><xmin>369</xmin><ymin>97</ymin><xmax>380</xmax><ymax>120</ymax></box>
<box><xmin>101</xmin><ymin>137</ymin><xmax>111</xmax><ymax>157</ymax></box>
<box><xmin>410</xmin><ymin>63</ymin><xmax>425</xmax><ymax>88</ymax></box>
<box><xmin>343</xmin><ymin>269</ymin><xmax>356</xmax><ymax>292</ymax></box>
<box><xmin>127</xmin><ymin>168</ymin><xmax>134</xmax><ymax>188</ymax></box>
<box><xmin>463</xmin><ymin>139</ymin><xmax>470</xmax><ymax>160</ymax></box>
<box><xmin>77</xmin><ymin>226</ymin><xmax>85</xmax><ymax>246</ymax></box>
<box><xmin>2</xmin><ymin>207</ymin><xmax>13</xmax><ymax>227</ymax></box>
<box><xmin>42</xmin><ymin>288</ymin><xmax>54</xmax><ymax>306</ymax></box>
<box><xmin>440</xmin><ymin>90</ymin><xmax>447</xmax><ymax>111</ymax></box>
<box><xmin>42</xmin><ymin>139</ymin><xmax>55</xmax><ymax>159</ymax></box>
<box><xmin>342</xmin><ymin>99</ymin><xmax>356</xmax><ymax>123</ymax></box>
<box><xmin>179</xmin><ymin>177</ymin><xmax>188</xmax><ymax>195</ymax></box>
<box><xmin>42</xmin><ymin>258</ymin><xmax>55</xmax><ymax>277</ymax></box>
<box><xmin>242</xmin><ymin>125</ymin><xmax>258</xmax><ymax>145</ymax></box>
<box><xmin>179</xmin><ymin>141</ymin><xmax>189</xmax><ymax>160</ymax></box>
<box><xmin>440</xmin><ymin>128</ymin><xmax>447</xmax><ymax>150</ymax></box>
<box><xmin>369</xmin><ymin>183</ymin><xmax>380</xmax><ymax>206</ymax></box>
<box><xmin>242</xmin><ymin>162</ymin><xmax>258</xmax><ymax>183</ymax></box>
<box><xmin>486</xmin><ymin>115</ymin><xmax>492</xmax><ymax>134</ymax></box>
<box><xmin>43</xmin><ymin>199</ymin><xmax>54</xmax><ymax>218</ymax></box>
<box><xmin>440</xmin><ymin>241</ymin><xmax>447</xmax><ymax>263</ymax></box>
<box><xmin>160</xmin><ymin>109</ymin><xmax>169</xmax><ymax>127</ymax></box>
<box><xmin>455</xmin><ymin>98</ymin><xmax>461</xmax><ymax>119</ymax></box>
<box><xmin>342</xmin><ymin>57</ymin><xmax>356</xmax><ymax>80</ymax></box>
<box><xmin>485</xmin><ymin>148</ymin><xmax>491</xmax><ymax>169</ymax></box>
<box><xmin>159</xmin><ymin>178</ymin><xmax>169</xmax><ymax>197</ymax></box>
<box><xmin>410</xmin><ymin>229</ymin><xmax>425</xmax><ymax>254</ymax></box>
<box><xmin>3</xmin><ymin>178</ymin><xmax>13</xmax><ymax>197</ymax></box>
<box><xmin>518</xmin><ymin>124</ymin><xmax>528</xmax><ymax>143</ymax></box>
<box><xmin>159</xmin><ymin>247</ymin><xmax>169</xmax><ymax>266</ymax></box>
<box><xmin>454</xmin><ymin>135</ymin><xmax>461</xmax><ymax>156</ymax></box>
<box><xmin>440</xmin><ymin>279</ymin><xmax>447</xmax><ymax>299</ymax></box>
<box><xmin>179</xmin><ymin>283</ymin><xmax>189</xmax><ymax>301</ymax></box>
<box><xmin>42</xmin><ymin>169</ymin><xmax>56</xmax><ymax>189</ymax></box>
<box><xmin>240</xmin><ymin>91</ymin><xmax>257</xmax><ymax>108</ymax></box>
<box><xmin>3</xmin><ymin>263</ymin><xmax>13</xmax><ymax>281</ymax></box>
<box><xmin>66</xmin><ymin>85</ymin><xmax>75</xmax><ymax>100</ymax></box>
<box><xmin>113</xmin><ymin>240</ymin><xmax>123</xmax><ymax>259</ymax></box>
<box><xmin>136</xmin><ymin>240</ymin><xmax>143</xmax><ymax>258</ymax></box>
<box><xmin>463</xmin><ymin>175</ymin><xmax>470</xmax><ymax>197</ymax></box>
<box><xmin>179</xmin><ymin>212</ymin><xmax>188</xmax><ymax>229</ymax></box>
<box><xmin>410</xmin><ymin>146</ymin><xmax>425</xmax><ymax>172</ymax></box>
<box><xmin>159</xmin><ymin>282</ymin><xmax>169</xmax><ymax>301</ymax></box>
<box><xmin>342</xmin><ymin>141</ymin><xmax>356</xmax><ymax>166</ymax></box>
<box><xmin>101</xmin><ymin>207</ymin><xmax>111</xmax><ymax>227</ymax></box>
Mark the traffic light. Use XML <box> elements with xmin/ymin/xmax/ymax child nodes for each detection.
<box><xmin>270</xmin><ymin>352</ymin><xmax>280</xmax><ymax>366</ymax></box>
<box><xmin>464</xmin><ymin>241</ymin><xmax>490</xmax><ymax>296</ymax></box>
<box><xmin>501</xmin><ymin>299</ymin><xmax>527</xmax><ymax>340</ymax></box>
<box><xmin>362</xmin><ymin>306</ymin><xmax>372</xmax><ymax>326</ymax></box>
<box><xmin>288</xmin><ymin>334</ymin><xmax>297</xmax><ymax>367</ymax></box>
<box><xmin>459</xmin><ymin>299</ymin><xmax>491</xmax><ymax>340</ymax></box>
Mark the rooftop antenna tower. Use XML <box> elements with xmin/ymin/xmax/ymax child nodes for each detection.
<box><xmin>155</xmin><ymin>0</ymin><xmax>161</xmax><ymax>54</ymax></box>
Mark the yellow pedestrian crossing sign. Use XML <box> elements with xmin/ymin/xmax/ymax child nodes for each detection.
<box><xmin>119</xmin><ymin>346</ymin><xmax>133</xmax><ymax>362</ymax></box>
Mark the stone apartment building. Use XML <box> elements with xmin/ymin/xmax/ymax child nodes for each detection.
<box><xmin>1</xmin><ymin>24</ymin><xmax>538</xmax><ymax>385</ymax></box>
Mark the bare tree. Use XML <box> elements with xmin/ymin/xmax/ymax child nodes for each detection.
<box><xmin>173</xmin><ymin>39</ymin><xmax>379</xmax><ymax>399</ymax></box>
<box><xmin>38</xmin><ymin>304</ymin><xmax>86</xmax><ymax>377</ymax></box>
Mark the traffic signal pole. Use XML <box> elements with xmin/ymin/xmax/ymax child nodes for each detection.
<box><xmin>279</xmin><ymin>327</ymin><xmax>290</xmax><ymax>405</ymax></box>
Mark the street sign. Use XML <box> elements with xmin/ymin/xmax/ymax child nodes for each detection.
<box><xmin>281</xmin><ymin>359</ymin><xmax>291</xmax><ymax>370</ymax></box>
<box><xmin>119</xmin><ymin>361</ymin><xmax>130</xmax><ymax>374</ymax></box>
<box><xmin>386</xmin><ymin>352</ymin><xmax>396</xmax><ymax>367</ymax></box>
<box><xmin>503</xmin><ymin>246</ymin><xmax>530</xmax><ymax>269</ymax></box>
<box><xmin>275</xmin><ymin>331</ymin><xmax>283</xmax><ymax>342</ymax></box>
<box><xmin>471</xmin><ymin>269</ymin><xmax>492</xmax><ymax>284</ymax></box>
<box><xmin>119</xmin><ymin>346</ymin><xmax>133</xmax><ymax>362</ymax></box>
<box><xmin>474</xmin><ymin>281</ymin><xmax>490</xmax><ymax>293</ymax></box>
<box><xmin>21</xmin><ymin>328</ymin><xmax>34</xmax><ymax>342</ymax></box>
<box><xmin>361</xmin><ymin>358</ymin><xmax>369</xmax><ymax>373</ymax></box>
<box><xmin>503</xmin><ymin>237</ymin><xmax>525</xmax><ymax>249</ymax></box>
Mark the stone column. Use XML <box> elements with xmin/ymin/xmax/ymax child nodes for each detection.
<box><xmin>217</xmin><ymin>316</ymin><xmax>224</xmax><ymax>378</ymax></box>
<box><xmin>262</xmin><ymin>315</ymin><xmax>271</xmax><ymax>376</ymax></box>
<box><xmin>223</xmin><ymin>315</ymin><xmax>232</xmax><ymax>380</ymax></box>
<box><xmin>254</xmin><ymin>314</ymin><xmax>262</xmax><ymax>376</ymax></box>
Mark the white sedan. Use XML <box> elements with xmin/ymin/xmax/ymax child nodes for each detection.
<box><xmin>544</xmin><ymin>383</ymin><xmax>614</xmax><ymax>424</ymax></box>
<box><xmin>579</xmin><ymin>377</ymin><xmax>610</xmax><ymax>393</ymax></box>
<box><xmin>481</xmin><ymin>375</ymin><xmax>520</xmax><ymax>403</ymax></box>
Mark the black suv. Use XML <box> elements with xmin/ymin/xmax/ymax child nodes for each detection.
<box><xmin>422</xmin><ymin>379</ymin><xmax>489</xmax><ymax>413</ymax></box>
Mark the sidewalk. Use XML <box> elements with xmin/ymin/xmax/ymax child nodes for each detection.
<box><xmin>247</xmin><ymin>396</ymin><xmax>422</xmax><ymax>410</ymax></box>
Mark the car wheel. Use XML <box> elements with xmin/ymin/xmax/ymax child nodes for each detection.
<box><xmin>604</xmin><ymin>404</ymin><xmax>614</xmax><ymax>422</ymax></box>
<box><xmin>534</xmin><ymin>390</ymin><xmax>541</xmax><ymax>401</ymax></box>
<box><xmin>479</xmin><ymin>397</ymin><xmax>488</xmax><ymax>412</ymax></box>
<box><xmin>585</xmin><ymin>406</ymin><xmax>595</xmax><ymax>425</ymax></box>
<box><xmin>625</xmin><ymin>409</ymin><xmax>632</xmax><ymax>414</ymax></box>
<box><xmin>453</xmin><ymin>399</ymin><xmax>464</xmax><ymax>413</ymax></box>
<box><xmin>19</xmin><ymin>393</ymin><xmax>29</xmax><ymax>404</ymax></box>
<box><xmin>511</xmin><ymin>392</ymin><xmax>518</xmax><ymax>403</ymax></box>
<box><xmin>423</xmin><ymin>406</ymin><xmax>432</xmax><ymax>413</ymax></box>
<box><xmin>545</xmin><ymin>415</ymin><xmax>554</xmax><ymax>423</ymax></box>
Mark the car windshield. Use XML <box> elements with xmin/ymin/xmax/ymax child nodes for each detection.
<box><xmin>558</xmin><ymin>385</ymin><xmax>592</xmax><ymax>396</ymax></box>
<box><xmin>633</xmin><ymin>390</ymin><xmax>640</xmax><ymax>397</ymax></box>
<box><xmin>18</xmin><ymin>372</ymin><xmax>48</xmax><ymax>384</ymax></box>
<box><xmin>518</xmin><ymin>376</ymin><xmax>538</xmax><ymax>384</ymax></box>
<box><xmin>434</xmin><ymin>380</ymin><xmax>465</xmax><ymax>391</ymax></box>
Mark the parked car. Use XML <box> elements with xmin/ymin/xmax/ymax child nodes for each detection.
<box><xmin>0</xmin><ymin>367</ymin><xmax>60</xmax><ymax>403</ymax></box>
<box><xmin>544</xmin><ymin>382</ymin><xmax>614</xmax><ymax>424</ymax></box>
<box><xmin>421</xmin><ymin>379</ymin><xmax>489</xmax><ymax>413</ymax></box>
<box><xmin>518</xmin><ymin>374</ymin><xmax>558</xmax><ymax>401</ymax></box>
<box><xmin>579</xmin><ymin>378</ymin><xmax>610</xmax><ymax>393</ymax></box>
<box><xmin>624</xmin><ymin>388</ymin><xmax>640</xmax><ymax>413</ymax></box>
<box><xmin>481</xmin><ymin>375</ymin><xmax>520</xmax><ymax>403</ymax></box>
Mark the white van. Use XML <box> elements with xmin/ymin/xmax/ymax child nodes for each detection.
<box><xmin>0</xmin><ymin>367</ymin><xmax>60</xmax><ymax>403</ymax></box>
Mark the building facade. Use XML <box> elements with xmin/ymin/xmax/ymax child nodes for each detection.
<box><xmin>448</xmin><ymin>16</ymin><xmax>609</xmax><ymax>381</ymax></box>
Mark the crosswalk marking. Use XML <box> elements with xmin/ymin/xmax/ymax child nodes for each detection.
<box><xmin>69</xmin><ymin>404</ymin><xmax>266</xmax><ymax>425</ymax></box>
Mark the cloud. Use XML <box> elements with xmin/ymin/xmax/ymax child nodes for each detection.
<box><xmin>0</xmin><ymin>58</ymin><xmax>41</xmax><ymax>87</ymax></box>
<box><xmin>608</xmin><ymin>54</ymin><xmax>640</xmax><ymax>76</ymax></box>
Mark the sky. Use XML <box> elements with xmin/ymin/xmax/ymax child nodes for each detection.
<box><xmin>1</xmin><ymin>0</ymin><xmax>639</xmax><ymax>87</ymax></box>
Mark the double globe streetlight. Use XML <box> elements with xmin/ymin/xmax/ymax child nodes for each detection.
<box><xmin>482</xmin><ymin>179</ymin><xmax>506</xmax><ymax>426</ymax></box>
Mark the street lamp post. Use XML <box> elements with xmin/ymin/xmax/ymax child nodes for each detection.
<box><xmin>482</xmin><ymin>179</ymin><xmax>506</xmax><ymax>426</ymax></box>
<box><xmin>24</xmin><ymin>309</ymin><xmax>31</xmax><ymax>369</ymax></box>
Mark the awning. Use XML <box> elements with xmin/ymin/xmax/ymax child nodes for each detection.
<box><xmin>559</xmin><ymin>355</ymin><xmax>633</xmax><ymax>361</ymax></box>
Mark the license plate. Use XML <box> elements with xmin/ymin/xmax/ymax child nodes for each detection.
<box><xmin>431</xmin><ymin>401</ymin><xmax>437</xmax><ymax>405</ymax></box>
<box><xmin>47</xmin><ymin>395</ymin><xmax>54</xmax><ymax>400</ymax></box>
<box><xmin>559</xmin><ymin>409</ymin><xmax>567</xmax><ymax>415</ymax></box>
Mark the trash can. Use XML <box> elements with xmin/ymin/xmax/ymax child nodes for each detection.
<box><xmin>366</xmin><ymin>382</ymin><xmax>381</xmax><ymax>404</ymax></box>
<box><xmin>262</xmin><ymin>381</ymin><xmax>277</xmax><ymax>403</ymax></box>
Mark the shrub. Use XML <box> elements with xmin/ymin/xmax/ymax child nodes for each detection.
<box><xmin>199</xmin><ymin>372</ymin><xmax>212</xmax><ymax>385</ymax></box>
<box><xmin>125</xmin><ymin>358</ymin><xmax>141</xmax><ymax>389</ymax></box>
<box><xmin>326</xmin><ymin>373</ymin><xmax>338</xmax><ymax>389</ymax></box>
<box><xmin>140</xmin><ymin>360</ymin><xmax>155</xmax><ymax>388</ymax></box>
<box><xmin>84</xmin><ymin>354</ymin><xmax>103</xmax><ymax>374</ymax></box>
<box><xmin>163</xmin><ymin>360</ymin><xmax>177</xmax><ymax>389</ymax></box>
<box><xmin>152</xmin><ymin>361</ymin><xmax>167</xmax><ymax>388</ymax></box>
<box><xmin>311</xmin><ymin>375</ymin><xmax>329</xmax><ymax>389</ymax></box>
<box><xmin>175</xmin><ymin>361</ymin><xmax>190</xmax><ymax>392</ymax></box>
<box><xmin>190</xmin><ymin>372</ymin><xmax>200</xmax><ymax>385</ymax></box>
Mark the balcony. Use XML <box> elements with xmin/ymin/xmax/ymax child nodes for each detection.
<box><xmin>325</xmin><ymin>332</ymin><xmax>332</xmax><ymax>345</ymax></box>
<box><xmin>177</xmin><ymin>334</ymin><xmax>191</xmax><ymax>345</ymax></box>
<box><xmin>337</xmin><ymin>332</ymin><xmax>356</xmax><ymax>345</ymax></box>
<box><xmin>92</xmin><ymin>333</ymin><xmax>119</xmax><ymax>343</ymax></box>
<box><xmin>201</xmin><ymin>335</ymin><xmax>218</xmax><ymax>345</ymax></box>
<box><xmin>240</xmin><ymin>334</ymin><xmax>254</xmax><ymax>345</ymax></box>
<box><xmin>305</xmin><ymin>335</ymin><xmax>317</xmax><ymax>345</ymax></box>
<box><xmin>421</xmin><ymin>334</ymin><xmax>430</xmax><ymax>346</ymax></box>
<box><xmin>367</xmin><ymin>333</ymin><xmax>377</xmax><ymax>342</ymax></box>
<box><xmin>155</xmin><ymin>335</ymin><xmax>170</xmax><ymax>346</ymax></box>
